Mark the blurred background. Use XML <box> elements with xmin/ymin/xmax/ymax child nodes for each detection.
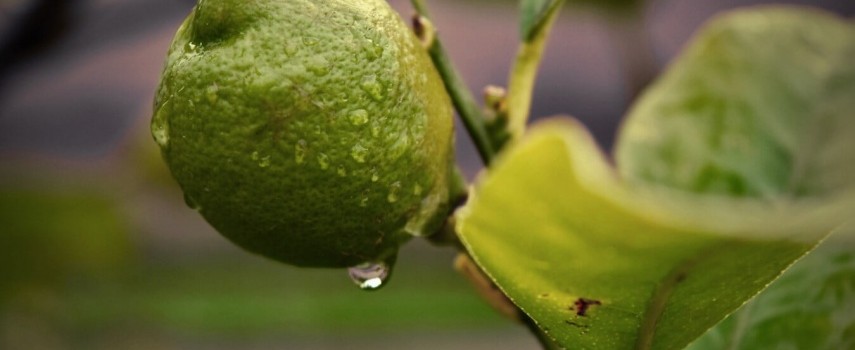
<box><xmin>0</xmin><ymin>0</ymin><xmax>852</xmax><ymax>349</ymax></box>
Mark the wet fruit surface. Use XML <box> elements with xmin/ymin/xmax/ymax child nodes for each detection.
<box><xmin>153</xmin><ymin>0</ymin><xmax>454</xmax><ymax>267</ymax></box>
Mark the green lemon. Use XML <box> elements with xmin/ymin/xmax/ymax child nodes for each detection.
<box><xmin>151</xmin><ymin>0</ymin><xmax>455</xmax><ymax>268</ymax></box>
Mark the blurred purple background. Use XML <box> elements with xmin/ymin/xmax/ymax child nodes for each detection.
<box><xmin>0</xmin><ymin>0</ymin><xmax>852</xmax><ymax>349</ymax></box>
<box><xmin>1</xmin><ymin>0</ymin><xmax>852</xmax><ymax>174</ymax></box>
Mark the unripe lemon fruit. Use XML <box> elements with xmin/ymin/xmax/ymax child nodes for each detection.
<box><xmin>152</xmin><ymin>0</ymin><xmax>455</xmax><ymax>268</ymax></box>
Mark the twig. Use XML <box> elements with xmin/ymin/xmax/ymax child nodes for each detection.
<box><xmin>410</xmin><ymin>0</ymin><xmax>496</xmax><ymax>165</ymax></box>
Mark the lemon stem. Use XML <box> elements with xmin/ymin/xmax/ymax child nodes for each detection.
<box><xmin>410</xmin><ymin>0</ymin><xmax>496</xmax><ymax>166</ymax></box>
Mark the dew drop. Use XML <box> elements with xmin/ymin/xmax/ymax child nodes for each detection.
<box><xmin>363</xmin><ymin>39</ymin><xmax>380</xmax><ymax>61</ymax></box>
<box><xmin>389</xmin><ymin>134</ymin><xmax>410</xmax><ymax>160</ymax></box>
<box><xmin>350</xmin><ymin>144</ymin><xmax>368</xmax><ymax>163</ymax></box>
<box><xmin>371</xmin><ymin>43</ymin><xmax>385</xmax><ymax>58</ymax></box>
<box><xmin>348</xmin><ymin>109</ymin><xmax>369</xmax><ymax>126</ymax></box>
<box><xmin>151</xmin><ymin>113</ymin><xmax>170</xmax><ymax>148</ymax></box>
<box><xmin>361</xmin><ymin>75</ymin><xmax>385</xmax><ymax>101</ymax></box>
<box><xmin>284</xmin><ymin>42</ymin><xmax>298</xmax><ymax>56</ymax></box>
<box><xmin>295</xmin><ymin>139</ymin><xmax>307</xmax><ymax>164</ymax></box>
<box><xmin>302</xmin><ymin>37</ymin><xmax>318</xmax><ymax>46</ymax></box>
<box><xmin>387</xmin><ymin>181</ymin><xmax>401</xmax><ymax>203</ymax></box>
<box><xmin>307</xmin><ymin>56</ymin><xmax>329</xmax><ymax>76</ymax></box>
<box><xmin>348</xmin><ymin>256</ymin><xmax>395</xmax><ymax>291</ymax></box>
<box><xmin>205</xmin><ymin>84</ymin><xmax>219</xmax><ymax>104</ymax></box>
<box><xmin>317</xmin><ymin>153</ymin><xmax>330</xmax><ymax>170</ymax></box>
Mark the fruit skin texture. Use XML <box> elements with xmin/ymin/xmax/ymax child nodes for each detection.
<box><xmin>152</xmin><ymin>0</ymin><xmax>455</xmax><ymax>267</ymax></box>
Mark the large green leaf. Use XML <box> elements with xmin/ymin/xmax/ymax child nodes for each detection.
<box><xmin>457</xmin><ymin>121</ymin><xmax>851</xmax><ymax>349</ymax></box>
<box><xmin>457</xmin><ymin>7</ymin><xmax>855</xmax><ymax>350</ymax></box>
<box><xmin>687</xmin><ymin>226</ymin><xmax>855</xmax><ymax>350</ymax></box>
<box><xmin>616</xmin><ymin>8</ymin><xmax>855</xmax><ymax>198</ymax></box>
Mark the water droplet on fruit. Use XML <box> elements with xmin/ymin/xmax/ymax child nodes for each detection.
<box><xmin>363</xmin><ymin>39</ymin><xmax>380</xmax><ymax>61</ymax></box>
<box><xmin>337</xmin><ymin>92</ymin><xmax>349</xmax><ymax>104</ymax></box>
<box><xmin>348</xmin><ymin>256</ymin><xmax>395</xmax><ymax>291</ymax></box>
<box><xmin>348</xmin><ymin>109</ymin><xmax>369</xmax><ymax>126</ymax></box>
<box><xmin>205</xmin><ymin>84</ymin><xmax>219</xmax><ymax>104</ymax></box>
<box><xmin>389</xmin><ymin>134</ymin><xmax>410</xmax><ymax>160</ymax></box>
<box><xmin>151</xmin><ymin>113</ymin><xmax>170</xmax><ymax>148</ymax></box>
<box><xmin>387</xmin><ymin>181</ymin><xmax>401</xmax><ymax>203</ymax></box>
<box><xmin>307</xmin><ymin>56</ymin><xmax>329</xmax><ymax>76</ymax></box>
<box><xmin>284</xmin><ymin>42</ymin><xmax>297</xmax><ymax>56</ymax></box>
<box><xmin>350</xmin><ymin>144</ymin><xmax>368</xmax><ymax>163</ymax></box>
<box><xmin>361</xmin><ymin>75</ymin><xmax>384</xmax><ymax>101</ymax></box>
<box><xmin>302</xmin><ymin>37</ymin><xmax>318</xmax><ymax>46</ymax></box>
<box><xmin>317</xmin><ymin>153</ymin><xmax>330</xmax><ymax>169</ymax></box>
<box><xmin>295</xmin><ymin>139</ymin><xmax>307</xmax><ymax>164</ymax></box>
<box><xmin>372</xmin><ymin>43</ymin><xmax>385</xmax><ymax>58</ymax></box>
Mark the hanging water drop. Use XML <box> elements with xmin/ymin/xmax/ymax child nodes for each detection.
<box><xmin>347</xmin><ymin>257</ymin><xmax>395</xmax><ymax>291</ymax></box>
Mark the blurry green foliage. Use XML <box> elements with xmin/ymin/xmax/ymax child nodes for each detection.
<box><xmin>0</xmin><ymin>187</ymin><xmax>131</xmax><ymax>300</ymax></box>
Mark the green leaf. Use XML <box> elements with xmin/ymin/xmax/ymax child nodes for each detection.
<box><xmin>457</xmin><ymin>121</ymin><xmax>850</xmax><ymax>349</ymax></box>
<box><xmin>687</xmin><ymin>226</ymin><xmax>855</xmax><ymax>350</ymax></box>
<box><xmin>616</xmin><ymin>8</ymin><xmax>855</xmax><ymax>199</ymax></box>
<box><xmin>458</xmin><ymin>7</ymin><xmax>855</xmax><ymax>349</ymax></box>
<box><xmin>519</xmin><ymin>0</ymin><xmax>564</xmax><ymax>42</ymax></box>
<box><xmin>0</xmin><ymin>187</ymin><xmax>131</xmax><ymax>298</ymax></box>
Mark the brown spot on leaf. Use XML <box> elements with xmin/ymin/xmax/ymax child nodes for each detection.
<box><xmin>571</xmin><ymin>298</ymin><xmax>601</xmax><ymax>317</ymax></box>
